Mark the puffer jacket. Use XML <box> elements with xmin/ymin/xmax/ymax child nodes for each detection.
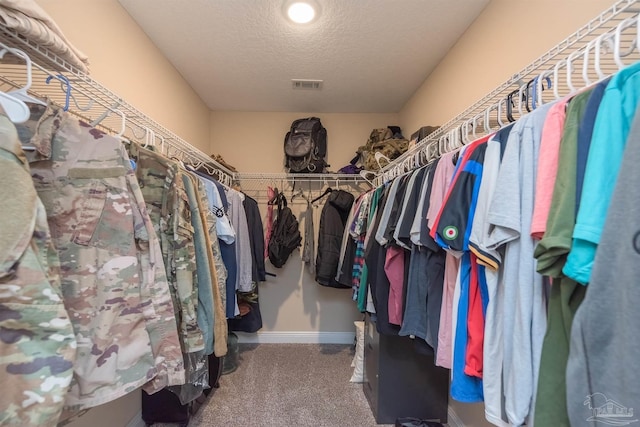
<box><xmin>315</xmin><ymin>190</ymin><xmax>355</xmax><ymax>288</ymax></box>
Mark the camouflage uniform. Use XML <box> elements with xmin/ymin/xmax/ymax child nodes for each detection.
<box><xmin>181</xmin><ymin>172</ymin><xmax>215</xmax><ymax>356</ymax></box>
<box><xmin>19</xmin><ymin>105</ymin><xmax>184</xmax><ymax>413</ymax></box>
<box><xmin>168</xmin><ymin>173</ymin><xmax>230</xmax><ymax>404</ymax></box>
<box><xmin>126</xmin><ymin>143</ymin><xmax>204</xmax><ymax>355</ymax></box>
<box><xmin>0</xmin><ymin>115</ymin><xmax>76</xmax><ymax>427</ymax></box>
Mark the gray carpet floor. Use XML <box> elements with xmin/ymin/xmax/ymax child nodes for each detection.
<box><xmin>190</xmin><ymin>343</ymin><xmax>393</xmax><ymax>427</ymax></box>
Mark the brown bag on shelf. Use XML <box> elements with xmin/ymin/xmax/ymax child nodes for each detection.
<box><xmin>210</xmin><ymin>154</ymin><xmax>237</xmax><ymax>172</ymax></box>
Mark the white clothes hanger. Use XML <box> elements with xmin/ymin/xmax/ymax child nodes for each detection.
<box><xmin>111</xmin><ymin>109</ymin><xmax>127</xmax><ymax>140</ymax></box>
<box><xmin>496</xmin><ymin>98</ymin><xmax>506</xmax><ymax>128</ymax></box>
<box><xmin>0</xmin><ymin>44</ymin><xmax>39</xmax><ymax>123</ymax></box>
<box><xmin>374</xmin><ymin>151</ymin><xmax>391</xmax><ymax>170</ymax></box>
<box><xmin>553</xmin><ymin>58</ymin><xmax>566</xmax><ymax>100</ymax></box>
<box><xmin>566</xmin><ymin>50</ymin><xmax>581</xmax><ymax>94</ymax></box>
<box><xmin>358</xmin><ymin>170</ymin><xmax>375</xmax><ymax>186</ymax></box>
<box><xmin>0</xmin><ymin>91</ymin><xmax>30</xmax><ymax>123</ymax></box>
<box><xmin>448</xmin><ymin>127</ymin><xmax>460</xmax><ymax>150</ymax></box>
<box><xmin>0</xmin><ymin>46</ymin><xmax>47</xmax><ymax>108</ymax></box>
<box><xmin>90</xmin><ymin>107</ymin><xmax>127</xmax><ymax>140</ymax></box>
<box><xmin>582</xmin><ymin>39</ymin><xmax>595</xmax><ymax>87</ymax></box>
<box><xmin>438</xmin><ymin>134</ymin><xmax>447</xmax><ymax>157</ymax></box>
<box><xmin>144</xmin><ymin>127</ymin><xmax>156</xmax><ymax>148</ymax></box>
<box><xmin>459</xmin><ymin>121</ymin><xmax>469</xmax><ymax>145</ymax></box>
<box><xmin>595</xmin><ymin>33</ymin><xmax>614</xmax><ymax>80</ymax></box>
<box><xmin>485</xmin><ymin>104</ymin><xmax>497</xmax><ymax>133</ymax></box>
<box><xmin>472</xmin><ymin>113</ymin><xmax>483</xmax><ymax>139</ymax></box>
<box><xmin>614</xmin><ymin>17</ymin><xmax>637</xmax><ymax>70</ymax></box>
<box><xmin>517</xmin><ymin>82</ymin><xmax>527</xmax><ymax>117</ymax></box>
<box><xmin>535</xmin><ymin>70</ymin><xmax>553</xmax><ymax>107</ymax></box>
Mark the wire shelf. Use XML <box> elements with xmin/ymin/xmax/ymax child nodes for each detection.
<box><xmin>376</xmin><ymin>0</ymin><xmax>640</xmax><ymax>185</ymax></box>
<box><xmin>0</xmin><ymin>23</ymin><xmax>237</xmax><ymax>186</ymax></box>
<box><xmin>237</xmin><ymin>172</ymin><xmax>371</xmax><ymax>204</ymax></box>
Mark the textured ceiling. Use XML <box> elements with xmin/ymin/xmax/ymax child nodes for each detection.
<box><xmin>118</xmin><ymin>0</ymin><xmax>489</xmax><ymax>113</ymax></box>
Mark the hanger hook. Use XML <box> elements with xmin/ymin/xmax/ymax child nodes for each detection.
<box><xmin>496</xmin><ymin>99</ymin><xmax>505</xmax><ymax>128</ymax></box>
<box><xmin>374</xmin><ymin>151</ymin><xmax>391</xmax><ymax>170</ymax></box>
<box><xmin>517</xmin><ymin>82</ymin><xmax>527</xmax><ymax>117</ymax></box>
<box><xmin>359</xmin><ymin>170</ymin><xmax>375</xmax><ymax>186</ymax></box>
<box><xmin>438</xmin><ymin>134</ymin><xmax>447</xmax><ymax>156</ymax></box>
<box><xmin>582</xmin><ymin>39</ymin><xmax>594</xmax><ymax>86</ymax></box>
<box><xmin>473</xmin><ymin>113</ymin><xmax>483</xmax><ymax>138</ymax></box>
<box><xmin>113</xmin><ymin>108</ymin><xmax>126</xmax><ymax>138</ymax></box>
<box><xmin>567</xmin><ymin>50</ymin><xmax>581</xmax><ymax>94</ymax></box>
<box><xmin>535</xmin><ymin>70</ymin><xmax>553</xmax><ymax>108</ymax></box>
<box><xmin>484</xmin><ymin>104</ymin><xmax>494</xmax><ymax>133</ymax></box>
<box><xmin>595</xmin><ymin>33</ymin><xmax>613</xmax><ymax>80</ymax></box>
<box><xmin>141</xmin><ymin>127</ymin><xmax>151</xmax><ymax>148</ymax></box>
<box><xmin>614</xmin><ymin>17</ymin><xmax>636</xmax><ymax>70</ymax></box>
<box><xmin>10</xmin><ymin>48</ymin><xmax>34</xmax><ymax>92</ymax></box>
<box><xmin>45</xmin><ymin>74</ymin><xmax>71</xmax><ymax>111</ymax></box>
<box><xmin>552</xmin><ymin>59</ymin><xmax>566</xmax><ymax>100</ymax></box>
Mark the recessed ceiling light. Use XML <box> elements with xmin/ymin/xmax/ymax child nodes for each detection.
<box><xmin>287</xmin><ymin>2</ymin><xmax>316</xmax><ymax>24</ymax></box>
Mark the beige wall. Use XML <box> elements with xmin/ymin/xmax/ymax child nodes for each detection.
<box><xmin>211</xmin><ymin>111</ymin><xmax>398</xmax><ymax>334</ymax></box>
<box><xmin>400</xmin><ymin>0</ymin><xmax>616</xmax><ymax>135</ymax></box>
<box><xmin>37</xmin><ymin>0</ymin><xmax>211</xmax><ymax>152</ymax></box>
<box><xmin>210</xmin><ymin>111</ymin><xmax>399</xmax><ymax>173</ymax></box>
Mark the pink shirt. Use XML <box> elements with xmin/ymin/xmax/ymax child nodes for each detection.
<box><xmin>530</xmin><ymin>98</ymin><xmax>569</xmax><ymax>239</ymax></box>
<box><xmin>385</xmin><ymin>246</ymin><xmax>405</xmax><ymax>326</ymax></box>
<box><xmin>427</xmin><ymin>151</ymin><xmax>458</xmax><ymax>369</ymax></box>
<box><xmin>426</xmin><ymin>151</ymin><xmax>457</xmax><ymax>230</ymax></box>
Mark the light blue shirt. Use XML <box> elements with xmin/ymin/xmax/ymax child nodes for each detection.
<box><xmin>195</xmin><ymin>175</ymin><xmax>236</xmax><ymax>245</ymax></box>
<box><xmin>564</xmin><ymin>61</ymin><xmax>640</xmax><ymax>284</ymax></box>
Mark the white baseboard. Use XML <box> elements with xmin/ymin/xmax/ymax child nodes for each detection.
<box><xmin>447</xmin><ymin>406</ymin><xmax>465</xmax><ymax>427</ymax></box>
<box><xmin>126</xmin><ymin>411</ymin><xmax>145</xmax><ymax>427</ymax></box>
<box><xmin>235</xmin><ymin>331</ymin><xmax>355</xmax><ymax>344</ymax></box>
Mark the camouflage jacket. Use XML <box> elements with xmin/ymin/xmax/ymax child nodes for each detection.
<box><xmin>19</xmin><ymin>105</ymin><xmax>184</xmax><ymax>413</ymax></box>
<box><xmin>127</xmin><ymin>143</ymin><xmax>204</xmax><ymax>355</ymax></box>
<box><xmin>182</xmin><ymin>172</ymin><xmax>215</xmax><ymax>356</ymax></box>
<box><xmin>0</xmin><ymin>114</ymin><xmax>76</xmax><ymax>427</ymax></box>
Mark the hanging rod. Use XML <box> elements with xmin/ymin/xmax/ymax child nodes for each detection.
<box><xmin>375</xmin><ymin>0</ymin><xmax>640</xmax><ymax>186</ymax></box>
<box><xmin>236</xmin><ymin>172</ymin><xmax>372</xmax><ymax>183</ymax></box>
<box><xmin>0</xmin><ymin>23</ymin><xmax>237</xmax><ymax>183</ymax></box>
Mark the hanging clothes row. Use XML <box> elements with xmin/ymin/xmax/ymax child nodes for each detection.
<box><xmin>0</xmin><ymin>100</ymin><xmax>266</xmax><ymax>426</ymax></box>
<box><xmin>260</xmin><ymin>184</ymin><xmax>357</xmax><ymax>290</ymax></box>
<box><xmin>337</xmin><ymin>58</ymin><xmax>640</xmax><ymax>427</ymax></box>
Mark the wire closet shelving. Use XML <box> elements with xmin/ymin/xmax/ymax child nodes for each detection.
<box><xmin>375</xmin><ymin>0</ymin><xmax>640</xmax><ymax>186</ymax></box>
<box><xmin>1</xmin><ymin>1</ymin><xmax>638</xmax><ymax>189</ymax></box>
<box><xmin>0</xmin><ymin>22</ymin><xmax>237</xmax><ymax>187</ymax></box>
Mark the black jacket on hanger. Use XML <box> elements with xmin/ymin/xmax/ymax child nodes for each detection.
<box><xmin>315</xmin><ymin>190</ymin><xmax>354</xmax><ymax>288</ymax></box>
<box><xmin>243</xmin><ymin>195</ymin><xmax>266</xmax><ymax>283</ymax></box>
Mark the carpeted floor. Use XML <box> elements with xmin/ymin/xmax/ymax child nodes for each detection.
<box><xmin>190</xmin><ymin>343</ymin><xmax>393</xmax><ymax>427</ymax></box>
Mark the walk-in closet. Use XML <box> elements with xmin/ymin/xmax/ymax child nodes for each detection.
<box><xmin>1</xmin><ymin>1</ymin><xmax>639</xmax><ymax>426</ymax></box>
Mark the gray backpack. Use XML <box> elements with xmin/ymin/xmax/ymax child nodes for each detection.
<box><xmin>284</xmin><ymin>117</ymin><xmax>328</xmax><ymax>173</ymax></box>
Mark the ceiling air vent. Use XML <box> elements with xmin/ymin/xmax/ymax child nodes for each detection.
<box><xmin>292</xmin><ymin>79</ymin><xmax>323</xmax><ymax>90</ymax></box>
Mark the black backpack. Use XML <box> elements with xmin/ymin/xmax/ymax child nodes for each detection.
<box><xmin>268</xmin><ymin>193</ymin><xmax>302</xmax><ymax>268</ymax></box>
<box><xmin>284</xmin><ymin>117</ymin><xmax>328</xmax><ymax>173</ymax></box>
